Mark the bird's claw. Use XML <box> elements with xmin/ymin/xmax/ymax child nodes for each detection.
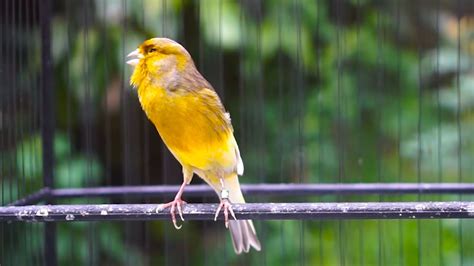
<box><xmin>214</xmin><ymin>199</ymin><xmax>237</xmax><ymax>228</ymax></box>
<box><xmin>157</xmin><ymin>198</ymin><xmax>187</xmax><ymax>230</ymax></box>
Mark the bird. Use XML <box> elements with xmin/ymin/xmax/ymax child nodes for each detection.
<box><xmin>127</xmin><ymin>37</ymin><xmax>261</xmax><ymax>254</ymax></box>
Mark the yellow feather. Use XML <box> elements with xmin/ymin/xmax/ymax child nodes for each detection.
<box><xmin>137</xmin><ymin>82</ymin><xmax>236</xmax><ymax>173</ymax></box>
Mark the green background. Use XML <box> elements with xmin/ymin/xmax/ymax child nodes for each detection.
<box><xmin>1</xmin><ymin>0</ymin><xmax>474</xmax><ymax>265</ymax></box>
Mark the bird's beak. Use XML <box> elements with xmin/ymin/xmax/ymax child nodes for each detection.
<box><xmin>126</xmin><ymin>49</ymin><xmax>143</xmax><ymax>66</ymax></box>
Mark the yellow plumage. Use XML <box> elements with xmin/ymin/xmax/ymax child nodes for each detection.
<box><xmin>127</xmin><ymin>38</ymin><xmax>259</xmax><ymax>254</ymax></box>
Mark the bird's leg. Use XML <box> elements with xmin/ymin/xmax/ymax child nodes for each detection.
<box><xmin>214</xmin><ymin>178</ymin><xmax>237</xmax><ymax>228</ymax></box>
<box><xmin>157</xmin><ymin>181</ymin><xmax>187</xmax><ymax>229</ymax></box>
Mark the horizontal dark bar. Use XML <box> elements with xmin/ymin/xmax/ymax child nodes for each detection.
<box><xmin>8</xmin><ymin>188</ymin><xmax>51</xmax><ymax>206</ymax></box>
<box><xmin>1</xmin><ymin>202</ymin><xmax>474</xmax><ymax>222</ymax></box>
<box><xmin>50</xmin><ymin>183</ymin><xmax>474</xmax><ymax>199</ymax></box>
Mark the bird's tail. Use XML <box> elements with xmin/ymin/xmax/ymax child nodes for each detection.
<box><xmin>208</xmin><ymin>173</ymin><xmax>261</xmax><ymax>254</ymax></box>
<box><xmin>228</xmin><ymin>217</ymin><xmax>261</xmax><ymax>254</ymax></box>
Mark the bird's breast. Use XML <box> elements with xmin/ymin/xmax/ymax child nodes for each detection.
<box><xmin>137</xmin><ymin>83</ymin><xmax>237</xmax><ymax>172</ymax></box>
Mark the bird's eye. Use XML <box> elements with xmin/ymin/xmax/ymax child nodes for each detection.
<box><xmin>148</xmin><ymin>48</ymin><xmax>157</xmax><ymax>53</ymax></box>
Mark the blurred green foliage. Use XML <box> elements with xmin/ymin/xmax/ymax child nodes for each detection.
<box><xmin>1</xmin><ymin>0</ymin><xmax>474</xmax><ymax>265</ymax></box>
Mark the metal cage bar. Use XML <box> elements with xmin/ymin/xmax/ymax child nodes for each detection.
<box><xmin>1</xmin><ymin>202</ymin><xmax>474</xmax><ymax>222</ymax></box>
<box><xmin>39</xmin><ymin>0</ymin><xmax>56</xmax><ymax>265</ymax></box>
<box><xmin>6</xmin><ymin>182</ymin><xmax>474</xmax><ymax>206</ymax></box>
<box><xmin>50</xmin><ymin>182</ymin><xmax>474</xmax><ymax>198</ymax></box>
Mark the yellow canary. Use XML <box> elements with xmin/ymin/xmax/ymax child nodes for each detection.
<box><xmin>127</xmin><ymin>38</ymin><xmax>261</xmax><ymax>254</ymax></box>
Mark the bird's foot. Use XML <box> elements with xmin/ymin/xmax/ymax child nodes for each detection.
<box><xmin>157</xmin><ymin>198</ymin><xmax>187</xmax><ymax>229</ymax></box>
<box><xmin>214</xmin><ymin>198</ymin><xmax>237</xmax><ymax>228</ymax></box>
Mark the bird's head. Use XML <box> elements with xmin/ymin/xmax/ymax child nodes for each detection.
<box><xmin>127</xmin><ymin>38</ymin><xmax>192</xmax><ymax>88</ymax></box>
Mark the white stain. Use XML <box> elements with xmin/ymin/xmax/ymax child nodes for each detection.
<box><xmin>36</xmin><ymin>208</ymin><xmax>49</xmax><ymax>217</ymax></box>
<box><xmin>414</xmin><ymin>204</ymin><xmax>425</xmax><ymax>211</ymax></box>
<box><xmin>467</xmin><ymin>204</ymin><xmax>474</xmax><ymax>216</ymax></box>
<box><xmin>65</xmin><ymin>214</ymin><xmax>75</xmax><ymax>221</ymax></box>
<box><xmin>337</xmin><ymin>204</ymin><xmax>349</xmax><ymax>213</ymax></box>
<box><xmin>17</xmin><ymin>210</ymin><xmax>29</xmax><ymax>220</ymax></box>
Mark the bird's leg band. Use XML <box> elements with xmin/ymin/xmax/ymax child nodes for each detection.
<box><xmin>221</xmin><ymin>188</ymin><xmax>229</xmax><ymax>200</ymax></box>
<box><xmin>219</xmin><ymin>178</ymin><xmax>229</xmax><ymax>200</ymax></box>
